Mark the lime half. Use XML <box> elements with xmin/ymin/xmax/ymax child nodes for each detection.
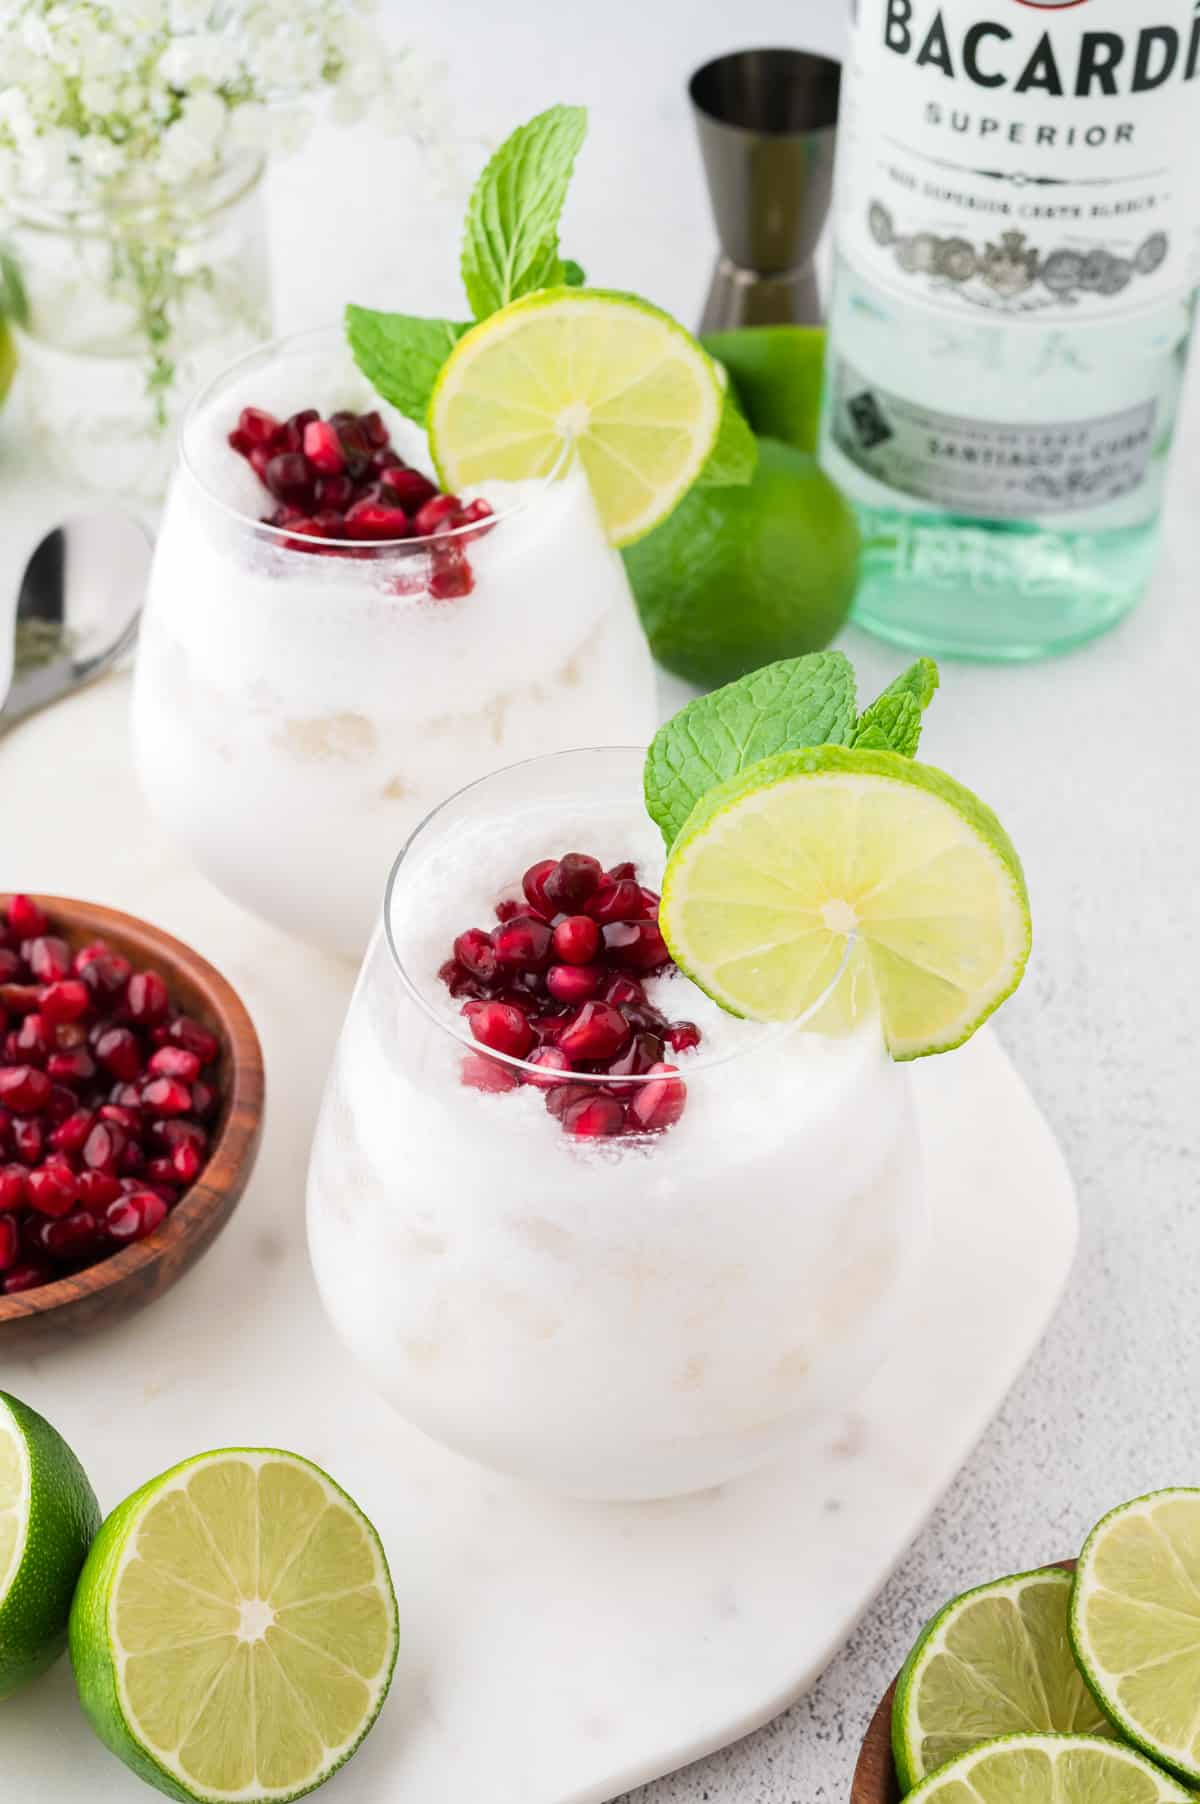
<box><xmin>428</xmin><ymin>287</ymin><xmax>724</xmax><ymax>546</ymax></box>
<box><xmin>70</xmin><ymin>1448</ymin><xmax>399</xmax><ymax>1802</ymax></box>
<box><xmin>0</xmin><ymin>1390</ymin><xmax>101</xmax><ymax>1699</ymax></box>
<box><xmin>658</xmin><ymin>744</ymin><xmax>1031</xmax><ymax>1060</ymax></box>
<box><xmin>904</xmin><ymin>1734</ymin><xmax>1191</xmax><ymax>1803</ymax></box>
<box><xmin>893</xmin><ymin>1567</ymin><xmax>1112</xmax><ymax>1791</ymax></box>
<box><xmin>1071</xmin><ymin>1488</ymin><xmax>1200</xmax><ymax>1784</ymax></box>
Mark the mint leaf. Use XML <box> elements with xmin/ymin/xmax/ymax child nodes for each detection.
<box><xmin>851</xmin><ymin>658</ymin><xmax>939</xmax><ymax>757</ymax></box>
<box><xmin>645</xmin><ymin>652</ymin><xmax>857</xmax><ymax>847</ymax></box>
<box><xmin>461</xmin><ymin>104</ymin><xmax>588</xmax><ymax>320</ymax></box>
<box><xmin>695</xmin><ymin>384</ymin><xmax>757</xmax><ymax>488</ymax></box>
<box><xmin>562</xmin><ymin>258</ymin><xmax>586</xmax><ymax>287</ymax></box>
<box><xmin>344</xmin><ymin>305</ymin><xmax>469</xmax><ymax>428</ymax></box>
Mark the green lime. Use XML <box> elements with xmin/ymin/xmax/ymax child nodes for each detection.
<box><xmin>702</xmin><ymin>325</ymin><xmax>826</xmax><ymax>455</ymax></box>
<box><xmin>621</xmin><ymin>436</ymin><xmax>859</xmax><ymax>688</ymax></box>
<box><xmin>0</xmin><ymin>322</ymin><xmax>16</xmax><ymax>409</ymax></box>
<box><xmin>904</xmin><ymin>1735</ymin><xmax>1190</xmax><ymax>1803</ymax></box>
<box><xmin>0</xmin><ymin>1390</ymin><xmax>100</xmax><ymax>1699</ymax></box>
<box><xmin>658</xmin><ymin>743</ymin><xmax>1031</xmax><ymax>1060</ymax></box>
<box><xmin>428</xmin><ymin>287</ymin><xmax>724</xmax><ymax>547</ymax></box>
<box><xmin>893</xmin><ymin>1567</ymin><xmax>1113</xmax><ymax>1790</ymax></box>
<box><xmin>1071</xmin><ymin>1489</ymin><xmax>1200</xmax><ymax>1784</ymax></box>
<box><xmin>70</xmin><ymin>1448</ymin><xmax>399</xmax><ymax>1802</ymax></box>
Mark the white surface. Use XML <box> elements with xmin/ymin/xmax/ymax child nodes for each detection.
<box><xmin>0</xmin><ymin>675</ymin><xmax>1074</xmax><ymax>1803</ymax></box>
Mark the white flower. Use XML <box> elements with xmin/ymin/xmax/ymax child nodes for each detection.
<box><xmin>78</xmin><ymin>134</ymin><xmax>124</xmax><ymax>178</ymax></box>
<box><xmin>228</xmin><ymin>100</ymin><xmax>270</xmax><ymax>151</ymax></box>
<box><xmin>80</xmin><ymin>76</ymin><xmax>120</xmax><ymax>116</ymax></box>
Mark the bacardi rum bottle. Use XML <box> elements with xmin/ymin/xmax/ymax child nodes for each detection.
<box><xmin>820</xmin><ymin>0</ymin><xmax>1200</xmax><ymax>659</ymax></box>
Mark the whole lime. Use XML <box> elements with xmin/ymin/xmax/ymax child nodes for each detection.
<box><xmin>623</xmin><ymin>436</ymin><xmax>860</xmax><ymax>688</ymax></box>
<box><xmin>701</xmin><ymin>326</ymin><xmax>825</xmax><ymax>455</ymax></box>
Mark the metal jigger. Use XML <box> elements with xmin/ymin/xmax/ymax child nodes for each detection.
<box><xmin>689</xmin><ymin>47</ymin><xmax>841</xmax><ymax>332</ymax></box>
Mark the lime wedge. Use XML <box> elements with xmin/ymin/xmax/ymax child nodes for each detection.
<box><xmin>893</xmin><ymin>1567</ymin><xmax>1113</xmax><ymax>1791</ymax></box>
<box><xmin>658</xmin><ymin>744</ymin><xmax>1031</xmax><ymax>1060</ymax></box>
<box><xmin>0</xmin><ymin>1390</ymin><xmax>100</xmax><ymax>1699</ymax></box>
<box><xmin>903</xmin><ymin>1734</ymin><xmax>1191</xmax><ymax>1803</ymax></box>
<box><xmin>70</xmin><ymin>1448</ymin><xmax>398</xmax><ymax>1802</ymax></box>
<box><xmin>427</xmin><ymin>287</ymin><xmax>724</xmax><ymax>546</ymax></box>
<box><xmin>1071</xmin><ymin>1489</ymin><xmax>1200</xmax><ymax>1783</ymax></box>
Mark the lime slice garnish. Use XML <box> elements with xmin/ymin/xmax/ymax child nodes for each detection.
<box><xmin>1071</xmin><ymin>1489</ymin><xmax>1200</xmax><ymax>1784</ymax></box>
<box><xmin>70</xmin><ymin>1448</ymin><xmax>398</xmax><ymax>1802</ymax></box>
<box><xmin>904</xmin><ymin>1734</ymin><xmax>1190</xmax><ymax>1802</ymax></box>
<box><xmin>427</xmin><ymin>287</ymin><xmax>724</xmax><ymax>547</ymax></box>
<box><xmin>0</xmin><ymin>1390</ymin><xmax>100</xmax><ymax>1700</ymax></box>
<box><xmin>658</xmin><ymin>744</ymin><xmax>1031</xmax><ymax>1060</ymax></box>
<box><xmin>892</xmin><ymin>1567</ymin><xmax>1113</xmax><ymax>1790</ymax></box>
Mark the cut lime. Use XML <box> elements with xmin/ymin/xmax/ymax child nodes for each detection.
<box><xmin>893</xmin><ymin>1567</ymin><xmax>1113</xmax><ymax>1790</ymax></box>
<box><xmin>0</xmin><ymin>1390</ymin><xmax>101</xmax><ymax>1699</ymax></box>
<box><xmin>70</xmin><ymin>1448</ymin><xmax>399</xmax><ymax>1802</ymax></box>
<box><xmin>904</xmin><ymin>1734</ymin><xmax>1191</xmax><ymax>1802</ymax></box>
<box><xmin>1071</xmin><ymin>1488</ymin><xmax>1200</xmax><ymax>1784</ymax></box>
<box><xmin>427</xmin><ymin>287</ymin><xmax>724</xmax><ymax>547</ymax></box>
<box><xmin>658</xmin><ymin>744</ymin><xmax>1031</xmax><ymax>1060</ymax></box>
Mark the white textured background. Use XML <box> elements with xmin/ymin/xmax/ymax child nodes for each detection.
<box><xmin>274</xmin><ymin>2</ymin><xmax>1198</xmax><ymax>1798</ymax></box>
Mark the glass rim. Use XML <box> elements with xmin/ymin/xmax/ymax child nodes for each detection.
<box><xmin>11</xmin><ymin>152</ymin><xmax>266</xmax><ymax>236</ymax></box>
<box><xmin>176</xmin><ymin>321</ymin><xmax>576</xmax><ymax>552</ymax></box>
<box><xmin>381</xmin><ymin>746</ymin><xmax>859</xmax><ymax>1087</ymax></box>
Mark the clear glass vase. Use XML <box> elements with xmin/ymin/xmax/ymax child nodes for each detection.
<box><xmin>306</xmin><ymin>747</ymin><xmax>927</xmax><ymax>1501</ymax></box>
<box><xmin>4</xmin><ymin>156</ymin><xmax>272</xmax><ymax>501</ymax></box>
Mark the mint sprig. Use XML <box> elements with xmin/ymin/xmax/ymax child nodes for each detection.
<box><xmin>461</xmin><ymin>104</ymin><xmax>587</xmax><ymax>320</ymax></box>
<box><xmin>644</xmin><ymin>652</ymin><xmax>857</xmax><ymax>847</ymax></box>
<box><xmin>343</xmin><ymin>308</ymin><xmax>468</xmax><ymax>429</ymax></box>
<box><xmin>851</xmin><ymin>658</ymin><xmax>940</xmax><ymax>757</ymax></box>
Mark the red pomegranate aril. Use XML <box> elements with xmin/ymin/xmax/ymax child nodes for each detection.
<box><xmin>165</xmin><ymin>1017</ymin><xmax>220</xmax><ymax>1064</ymax></box>
<box><xmin>147</xmin><ymin>1046</ymin><xmax>201</xmax><ymax>1083</ymax></box>
<box><xmin>14</xmin><ymin>1014</ymin><xmax>50</xmax><ymax>1063</ymax></box>
<box><xmin>469</xmin><ymin>1002</ymin><xmax>534</xmax><ymax>1060</ymax></box>
<box><xmin>372</xmin><ymin>447</ymin><xmax>403</xmax><ymax>472</ymax></box>
<box><xmin>249</xmin><ymin>444</ymin><xmax>272</xmax><ymax>482</ymax></box>
<box><xmin>0</xmin><ymin>1214</ymin><xmax>17</xmax><ymax>1270</ymax></box>
<box><xmin>344</xmin><ymin>499</ymin><xmax>412</xmax><ymax>541</ymax></box>
<box><xmin>95</xmin><ymin>1027</ymin><xmax>142</xmax><ymax>1081</ymax></box>
<box><xmin>603</xmin><ymin>921</ymin><xmax>671</xmax><ymax>972</ymax></box>
<box><xmin>314</xmin><ymin>474</ymin><xmax>354</xmax><ymax>511</ymax></box>
<box><xmin>72</xmin><ymin>941</ymin><xmax>109</xmax><ymax>973</ymax></box>
<box><xmin>37</xmin><ymin>1209</ymin><xmax>102</xmax><ymax>1260</ymax></box>
<box><xmin>0</xmin><ymin>950</ymin><xmax>19</xmax><ymax>982</ymax></box>
<box><xmin>457</xmin><ymin>498</ymin><xmax>495</xmax><ymax>528</ymax></box>
<box><xmin>666</xmin><ymin>1021</ymin><xmax>702</xmax><ymax>1054</ymax></box>
<box><xmin>82</xmin><ymin>1120</ymin><xmax>125</xmax><ymax>1175</ymax></box>
<box><xmin>46</xmin><ymin>1084</ymin><xmax>77</xmax><ymax>1123</ymax></box>
<box><xmin>0</xmin><ymin>983</ymin><xmax>41</xmax><ymax>1017</ymax></box>
<box><xmin>585</xmin><ymin>879</ymin><xmax>646</xmax><ymax>925</ymax></box>
<box><xmin>109</xmin><ymin>1082</ymin><xmax>143</xmax><ymax>1109</ymax></box>
<box><xmin>27</xmin><ymin>937</ymin><xmax>71</xmax><ymax>981</ymax></box>
<box><xmin>603</xmin><ymin>975</ymin><xmax>646</xmax><ymax>1009</ymax></box>
<box><xmin>545</xmin><ymin>1082</ymin><xmax>592</xmax><ymax>1121</ymax></box>
<box><xmin>141</xmin><ymin>1077</ymin><xmax>193</xmax><ymax>1117</ymax></box>
<box><xmin>429</xmin><ymin>546</ymin><xmax>473</xmax><ymax>600</ymax></box>
<box><xmin>302</xmin><ymin>418</ymin><xmax>345</xmax><ymax>474</ymax></box>
<box><xmin>608</xmin><ymin>1030</ymin><xmax>666</xmax><ymax>1078</ymax></box>
<box><xmin>105</xmin><ymin>1190</ymin><xmax>167</xmax><ymax>1244</ymax></box>
<box><xmin>99</xmin><ymin>1103</ymin><xmax>143</xmax><ymax>1134</ymax></box>
<box><xmin>76</xmin><ymin>1170</ymin><xmax>122</xmax><ymax>1208</ymax></box>
<box><xmin>551</xmin><ymin>915</ymin><xmax>601</xmax><ymax>965</ymax></box>
<box><xmin>562</xmin><ymin>1094</ymin><xmax>626</xmax><ymax>1138</ymax></box>
<box><xmin>461</xmin><ymin>1052</ymin><xmax>520</xmax><ymax>1094</ymax></box>
<box><xmin>521</xmin><ymin>860</ymin><xmax>557</xmax><ymax>919</ymax></box>
<box><xmin>49</xmin><ymin>1109</ymin><xmax>94</xmax><ymax>1156</ymax></box>
<box><xmin>557</xmin><ymin>1002</ymin><xmax>631</xmax><ymax>1062</ymax></box>
<box><xmin>6</xmin><ymin>896</ymin><xmax>48</xmax><ymax>939</ymax></box>
<box><xmin>528</xmin><ymin>1013</ymin><xmax>568</xmax><ymax>1043</ymax></box>
<box><xmin>412</xmin><ymin>494</ymin><xmax>461</xmax><ymax>536</ymax></box>
<box><xmin>607</xmin><ymin>862</ymin><xmax>638</xmax><ymax>882</ymax></box>
<box><xmin>546</xmin><ymin>963</ymin><xmax>605</xmax><ymax>1005</ymax></box>
<box><xmin>360</xmin><ymin>409</ymin><xmax>389</xmax><ymax>448</ymax></box>
<box><xmin>11</xmin><ymin>1121</ymin><xmax>42</xmax><ymax>1165</ymax></box>
<box><xmin>630</xmin><ymin>1064</ymin><xmax>688</xmax><ymax>1133</ymax></box>
<box><xmin>236</xmin><ymin>406</ymin><xmax>279</xmax><ymax>447</ymax></box>
<box><xmin>190</xmin><ymin>1081</ymin><xmax>218</xmax><ymax>1120</ymax></box>
<box><xmin>47</xmin><ymin>1048</ymin><xmax>96</xmax><ymax>1084</ymax></box>
<box><xmin>26</xmin><ymin>1162</ymin><xmax>78</xmax><ymax>1217</ymax></box>
<box><xmin>453</xmin><ymin>929</ymin><xmax>499</xmax><ymax>985</ymax></box>
<box><xmin>0</xmin><ymin>1167</ymin><xmax>26</xmax><ymax>1212</ymax></box>
<box><xmin>522</xmin><ymin>1047</ymin><xmax>574</xmax><ymax>1088</ymax></box>
<box><xmin>544</xmin><ymin>854</ymin><xmax>604</xmax><ymax>912</ymax></box>
<box><xmin>493</xmin><ymin>898</ymin><xmax>522</xmax><ymax>925</ymax></box>
<box><xmin>379</xmin><ymin>466</ymin><xmax>437</xmax><ymax>512</ymax></box>
<box><xmin>146</xmin><ymin>1156</ymin><xmax>179</xmax><ymax>1187</ymax></box>
<box><xmin>264</xmin><ymin>452</ymin><xmax>315</xmax><ymax>508</ymax></box>
<box><xmin>0</xmin><ymin>1065</ymin><xmax>51</xmax><ymax>1114</ymax></box>
<box><xmin>155</xmin><ymin>1119</ymin><xmax>208</xmax><ymax>1153</ymax></box>
<box><xmin>493</xmin><ymin>915</ymin><xmax>552</xmax><ymax>972</ymax></box>
<box><xmin>170</xmin><ymin>1139</ymin><xmax>205</xmax><ymax>1184</ymax></box>
<box><xmin>126</xmin><ymin>970</ymin><xmax>169</xmax><ymax>1025</ymax></box>
<box><xmin>280</xmin><ymin>408</ymin><xmax>319</xmax><ymax>452</ymax></box>
<box><xmin>80</xmin><ymin>951</ymin><xmax>131</xmax><ymax>998</ymax></box>
<box><xmin>120</xmin><ymin>1140</ymin><xmax>146</xmax><ymax>1176</ymax></box>
<box><xmin>0</xmin><ymin>1107</ymin><xmax>11</xmax><ymax>1153</ymax></box>
<box><xmin>3</xmin><ymin>1260</ymin><xmax>53</xmax><ymax>1294</ymax></box>
<box><xmin>438</xmin><ymin>959</ymin><xmax>479</xmax><ymax>1000</ymax></box>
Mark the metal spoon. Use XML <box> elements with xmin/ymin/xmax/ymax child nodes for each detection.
<box><xmin>0</xmin><ymin>512</ymin><xmax>150</xmax><ymax>738</ymax></box>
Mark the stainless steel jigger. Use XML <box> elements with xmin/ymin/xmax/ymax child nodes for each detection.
<box><xmin>689</xmin><ymin>47</ymin><xmax>841</xmax><ymax>332</ymax></box>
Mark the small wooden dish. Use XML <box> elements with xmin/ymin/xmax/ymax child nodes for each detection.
<box><xmin>851</xmin><ymin>1561</ymin><xmax>1076</xmax><ymax>1803</ymax></box>
<box><xmin>0</xmin><ymin>896</ymin><xmax>264</xmax><ymax>1347</ymax></box>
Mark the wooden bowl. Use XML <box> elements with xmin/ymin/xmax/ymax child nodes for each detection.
<box><xmin>0</xmin><ymin>896</ymin><xmax>264</xmax><ymax>1347</ymax></box>
<box><xmin>851</xmin><ymin>1561</ymin><xmax>1076</xmax><ymax>1803</ymax></box>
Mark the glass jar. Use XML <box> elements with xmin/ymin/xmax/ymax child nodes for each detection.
<box><xmin>306</xmin><ymin>747</ymin><xmax>927</xmax><ymax>1501</ymax></box>
<box><xmin>4</xmin><ymin>156</ymin><xmax>272</xmax><ymax>500</ymax></box>
<box><xmin>131</xmin><ymin>327</ymin><xmax>660</xmax><ymax>959</ymax></box>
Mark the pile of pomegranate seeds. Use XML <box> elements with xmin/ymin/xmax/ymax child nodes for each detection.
<box><xmin>227</xmin><ymin>405</ymin><xmax>494</xmax><ymax>599</ymax></box>
<box><xmin>0</xmin><ymin>895</ymin><xmax>223</xmax><ymax>1296</ymax></box>
<box><xmin>439</xmin><ymin>854</ymin><xmax>702</xmax><ymax>1140</ymax></box>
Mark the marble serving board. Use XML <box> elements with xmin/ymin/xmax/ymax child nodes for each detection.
<box><xmin>0</xmin><ymin>676</ymin><xmax>1077</xmax><ymax>1804</ymax></box>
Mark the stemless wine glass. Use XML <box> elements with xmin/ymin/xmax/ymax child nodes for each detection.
<box><xmin>131</xmin><ymin>326</ymin><xmax>659</xmax><ymax>960</ymax></box>
<box><xmin>306</xmin><ymin>747</ymin><xmax>927</xmax><ymax>1501</ymax></box>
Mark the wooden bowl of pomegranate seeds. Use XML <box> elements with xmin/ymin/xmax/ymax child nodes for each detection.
<box><xmin>0</xmin><ymin>894</ymin><xmax>263</xmax><ymax>1346</ymax></box>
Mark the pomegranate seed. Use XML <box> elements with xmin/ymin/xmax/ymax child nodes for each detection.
<box><xmin>603</xmin><ymin>922</ymin><xmax>671</xmax><ymax>972</ymax></box>
<box><xmin>6</xmin><ymin>896</ymin><xmax>48</xmax><ymax>939</ymax></box>
<box><xmin>344</xmin><ymin>499</ymin><xmax>412</xmax><ymax>541</ymax></box>
<box><xmin>147</xmin><ymin>1046</ymin><xmax>201</xmax><ymax>1083</ymax></box>
<box><xmin>453</xmin><ymin>929</ymin><xmax>498</xmax><ymax>984</ymax></box>
<box><xmin>666</xmin><ymin>1022</ymin><xmax>702</xmax><ymax>1054</ymax></box>
<box><xmin>630</xmin><ymin>1064</ymin><xmax>688</xmax><ymax>1133</ymax></box>
<box><xmin>82</xmin><ymin>1120</ymin><xmax>125</xmax><ymax>1175</ymax></box>
<box><xmin>170</xmin><ymin>1139</ymin><xmax>205</xmax><ymax>1184</ymax></box>
<box><xmin>302</xmin><ymin>419</ymin><xmax>345</xmax><ymax>473</ymax></box>
<box><xmin>49</xmin><ymin>1109</ymin><xmax>94</xmax><ymax>1155</ymax></box>
<box><xmin>545</xmin><ymin>1082</ymin><xmax>592</xmax><ymax>1120</ymax></box>
<box><xmin>457</xmin><ymin>498</ymin><xmax>495</xmax><ymax>528</ymax></box>
<box><xmin>80</xmin><ymin>951</ymin><xmax>131</xmax><ymax>999</ymax></box>
<box><xmin>27</xmin><ymin>937</ymin><xmax>71</xmax><ymax>981</ymax></box>
<box><xmin>546</xmin><ymin>963</ymin><xmax>605</xmax><ymax>1005</ymax></box>
<box><xmin>493</xmin><ymin>898</ymin><xmax>522</xmax><ymax>925</ymax></box>
<box><xmin>379</xmin><ymin>467</ymin><xmax>437</xmax><ymax>512</ymax></box>
<box><xmin>585</xmin><ymin>880</ymin><xmax>647</xmax><ymax>925</ymax></box>
<box><xmin>429</xmin><ymin>546</ymin><xmax>474</xmax><ymax>600</ymax></box>
<box><xmin>11</xmin><ymin>1119</ymin><xmax>42</xmax><ymax>1164</ymax></box>
<box><xmin>0</xmin><ymin>1065</ymin><xmax>51</xmax><ymax>1114</ymax></box>
<box><xmin>26</xmin><ymin>1162</ymin><xmax>78</xmax><ymax>1217</ymax></box>
<box><xmin>0</xmin><ymin>950</ymin><xmax>19</xmax><ymax>982</ymax></box>
<box><xmin>37</xmin><ymin>1209</ymin><xmax>102</xmax><ymax>1261</ymax></box>
<box><xmin>557</xmin><ymin>1003</ymin><xmax>631</xmax><ymax>1062</ymax></box>
<box><xmin>99</xmin><ymin>1103</ymin><xmax>143</xmax><ymax>1134</ymax></box>
<box><xmin>3</xmin><ymin>1260</ymin><xmax>53</xmax><ymax>1294</ymax></box>
<box><xmin>141</xmin><ymin>1077</ymin><xmax>193</xmax><ymax>1117</ymax></box>
<box><xmin>493</xmin><ymin>916</ymin><xmax>552</xmax><ymax>972</ymax></box>
<box><xmin>0</xmin><ymin>984</ymin><xmax>40</xmax><ymax>1017</ymax></box>
<box><xmin>95</xmin><ymin>1027</ymin><xmax>142</xmax><ymax>1081</ymax></box>
<box><xmin>47</xmin><ymin>1048</ymin><xmax>96</xmax><ymax>1084</ymax></box>
<box><xmin>280</xmin><ymin>408</ymin><xmax>319</xmax><ymax>452</ymax></box>
<box><xmin>45</xmin><ymin>1084</ymin><xmax>76</xmax><ymax>1124</ymax></box>
<box><xmin>264</xmin><ymin>452</ymin><xmax>315</xmax><ymax>507</ymax></box>
<box><xmin>190</xmin><ymin>1081</ymin><xmax>218</xmax><ymax>1120</ymax></box>
<box><xmin>313</xmin><ymin>474</ymin><xmax>353</xmax><ymax>511</ymax></box>
<box><xmin>607</xmin><ymin>862</ymin><xmax>638</xmax><ymax>882</ymax></box>
<box><xmin>608</xmin><ymin>1030</ymin><xmax>666</xmax><ymax>1077</ymax></box>
<box><xmin>0</xmin><ymin>1167</ymin><xmax>26</xmax><ymax>1212</ymax></box>
<box><xmin>438</xmin><ymin>959</ymin><xmax>478</xmax><ymax>1000</ymax></box>
<box><xmin>156</xmin><ymin>1120</ymin><xmax>208</xmax><ymax>1153</ymax></box>
<box><xmin>249</xmin><ymin>445</ymin><xmax>272</xmax><ymax>481</ymax></box>
<box><xmin>237</xmin><ymin>406</ymin><xmax>279</xmax><ymax>447</ymax></box>
<box><xmin>76</xmin><ymin>1170</ymin><xmax>122</xmax><ymax>1208</ymax></box>
<box><xmin>528</xmin><ymin>1013</ymin><xmax>568</xmax><ymax>1043</ymax></box>
<box><xmin>126</xmin><ymin>971</ymin><xmax>169</xmax><ymax>1025</ymax></box>
<box><xmin>522</xmin><ymin>1047</ymin><xmax>573</xmax><ymax>1089</ymax></box>
<box><xmin>460</xmin><ymin>1052</ymin><xmax>520</xmax><ymax>1094</ymax></box>
<box><xmin>551</xmin><ymin>915</ymin><xmax>601</xmax><ymax>965</ymax></box>
<box><xmin>0</xmin><ymin>1214</ymin><xmax>17</xmax><ymax>1270</ymax></box>
<box><xmin>146</xmin><ymin>1156</ymin><xmax>179</xmax><ymax>1187</ymax></box>
<box><xmin>562</xmin><ymin>1094</ymin><xmax>626</xmax><ymax>1138</ymax></box>
<box><xmin>14</xmin><ymin>1014</ymin><xmax>50</xmax><ymax>1063</ymax></box>
<box><xmin>166</xmin><ymin>1017</ymin><xmax>220</xmax><ymax>1064</ymax></box>
<box><xmin>109</xmin><ymin>1082</ymin><xmax>143</xmax><ymax>1109</ymax></box>
<box><xmin>522</xmin><ymin>860</ymin><xmax>557</xmax><ymax>919</ymax></box>
<box><xmin>360</xmin><ymin>409</ymin><xmax>389</xmax><ymax>448</ymax></box>
<box><xmin>72</xmin><ymin>941</ymin><xmax>108</xmax><ymax>973</ymax></box>
<box><xmin>412</xmin><ymin>494</ymin><xmax>461</xmax><ymax>536</ymax></box>
<box><xmin>544</xmin><ymin>854</ymin><xmax>603</xmax><ymax>912</ymax></box>
<box><xmin>105</xmin><ymin>1191</ymin><xmax>167</xmax><ymax>1243</ymax></box>
<box><xmin>603</xmin><ymin>975</ymin><xmax>646</xmax><ymax>1009</ymax></box>
<box><xmin>468</xmin><ymin>1002</ymin><xmax>534</xmax><ymax>1060</ymax></box>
